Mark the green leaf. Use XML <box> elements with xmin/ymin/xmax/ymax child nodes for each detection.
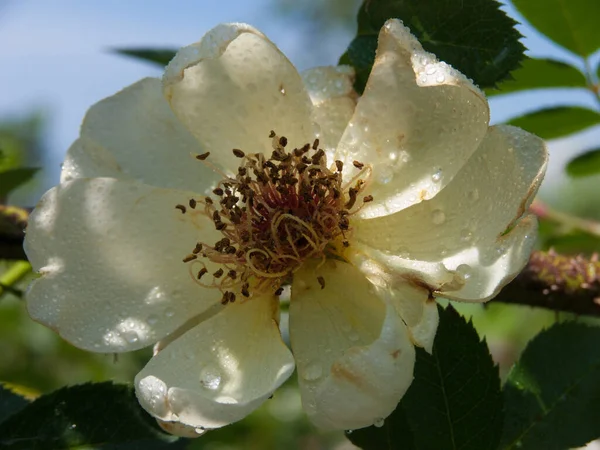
<box><xmin>345</xmin><ymin>403</ymin><xmax>415</xmax><ymax>450</ymax></box>
<box><xmin>508</xmin><ymin>107</ymin><xmax>600</xmax><ymax>140</ymax></box>
<box><xmin>512</xmin><ymin>0</ymin><xmax>600</xmax><ymax>57</ymax></box>
<box><xmin>114</xmin><ymin>48</ymin><xmax>177</xmax><ymax>67</ymax></box>
<box><xmin>338</xmin><ymin>36</ymin><xmax>378</xmax><ymax>95</ymax></box>
<box><xmin>499</xmin><ymin>322</ymin><xmax>600</xmax><ymax>450</ymax></box>
<box><xmin>342</xmin><ymin>0</ymin><xmax>525</xmax><ymax>93</ymax></box>
<box><xmin>401</xmin><ymin>305</ymin><xmax>503</xmax><ymax>450</ymax></box>
<box><xmin>0</xmin><ymin>167</ymin><xmax>39</xmax><ymax>197</ymax></box>
<box><xmin>0</xmin><ymin>384</ymin><xmax>29</xmax><ymax>424</ymax></box>
<box><xmin>566</xmin><ymin>148</ymin><xmax>600</xmax><ymax>178</ymax></box>
<box><xmin>486</xmin><ymin>58</ymin><xmax>587</xmax><ymax>96</ymax></box>
<box><xmin>0</xmin><ymin>382</ymin><xmax>176</xmax><ymax>450</ymax></box>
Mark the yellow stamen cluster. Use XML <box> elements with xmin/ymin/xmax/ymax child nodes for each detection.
<box><xmin>178</xmin><ymin>132</ymin><xmax>372</xmax><ymax>305</ymax></box>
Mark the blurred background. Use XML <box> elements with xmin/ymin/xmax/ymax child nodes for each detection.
<box><xmin>1</xmin><ymin>0</ymin><xmax>599</xmax><ymax>449</ymax></box>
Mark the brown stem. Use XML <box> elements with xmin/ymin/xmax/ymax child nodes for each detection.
<box><xmin>492</xmin><ymin>250</ymin><xmax>600</xmax><ymax>316</ymax></box>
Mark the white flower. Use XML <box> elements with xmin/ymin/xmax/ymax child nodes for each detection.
<box><xmin>24</xmin><ymin>20</ymin><xmax>547</xmax><ymax>434</ymax></box>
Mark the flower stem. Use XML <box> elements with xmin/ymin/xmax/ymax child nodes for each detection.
<box><xmin>0</xmin><ymin>260</ymin><xmax>31</xmax><ymax>298</ymax></box>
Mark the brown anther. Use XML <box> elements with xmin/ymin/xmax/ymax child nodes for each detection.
<box><xmin>269</xmin><ymin>130</ymin><xmax>276</xmax><ymax>138</ymax></box>
<box><xmin>213</xmin><ymin>268</ymin><xmax>224</xmax><ymax>278</ymax></box>
<box><xmin>205</xmin><ymin>196</ymin><xmax>213</xmax><ymax>205</ymax></box>
<box><xmin>279</xmin><ymin>136</ymin><xmax>288</xmax><ymax>147</ymax></box>
<box><xmin>182</xmin><ymin>254</ymin><xmax>197</xmax><ymax>263</ymax></box>
<box><xmin>335</xmin><ymin>160</ymin><xmax>343</xmax><ymax>172</ymax></box>
<box><xmin>225</xmin><ymin>246</ymin><xmax>237</xmax><ymax>254</ymax></box>
<box><xmin>343</xmin><ymin>241</ymin><xmax>350</xmax><ymax>247</ymax></box>
<box><xmin>363</xmin><ymin>195</ymin><xmax>374</xmax><ymax>203</ymax></box>
<box><xmin>232</xmin><ymin>148</ymin><xmax>245</xmax><ymax>158</ymax></box>
<box><xmin>221</xmin><ymin>291</ymin><xmax>233</xmax><ymax>305</ymax></box>
<box><xmin>311</xmin><ymin>149</ymin><xmax>325</xmax><ymax>164</ymax></box>
<box><xmin>228</xmin><ymin>270</ymin><xmax>237</xmax><ymax>279</ymax></box>
<box><xmin>353</xmin><ymin>160</ymin><xmax>365</xmax><ymax>169</ymax></box>
<box><xmin>213</xmin><ymin>187</ymin><xmax>224</xmax><ymax>196</ymax></box>
<box><xmin>345</xmin><ymin>188</ymin><xmax>358</xmax><ymax>209</ymax></box>
<box><xmin>238</xmin><ymin>167</ymin><xmax>247</xmax><ymax>176</ymax></box>
<box><xmin>212</xmin><ymin>211</ymin><xmax>221</xmax><ymax>221</ymax></box>
<box><xmin>188</xmin><ymin>199</ymin><xmax>197</xmax><ymax>209</ymax></box>
<box><xmin>196</xmin><ymin>152</ymin><xmax>210</xmax><ymax>160</ymax></box>
<box><xmin>241</xmin><ymin>283</ymin><xmax>250</xmax><ymax>297</ymax></box>
<box><xmin>317</xmin><ymin>276</ymin><xmax>326</xmax><ymax>289</ymax></box>
<box><xmin>312</xmin><ymin>138</ymin><xmax>320</xmax><ymax>150</ymax></box>
<box><xmin>192</xmin><ymin>243</ymin><xmax>203</xmax><ymax>254</ymax></box>
<box><xmin>197</xmin><ymin>267</ymin><xmax>208</xmax><ymax>279</ymax></box>
<box><xmin>274</xmin><ymin>287</ymin><xmax>284</xmax><ymax>296</ymax></box>
<box><xmin>175</xmin><ymin>204</ymin><xmax>186</xmax><ymax>214</ymax></box>
<box><xmin>215</xmin><ymin>222</ymin><xmax>227</xmax><ymax>231</ymax></box>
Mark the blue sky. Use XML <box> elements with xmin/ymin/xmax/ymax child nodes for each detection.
<box><xmin>1</xmin><ymin>0</ymin><xmax>598</xmax><ymax>203</ymax></box>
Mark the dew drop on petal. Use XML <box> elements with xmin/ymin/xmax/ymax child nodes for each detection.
<box><xmin>436</xmin><ymin>74</ymin><xmax>445</xmax><ymax>83</ymax></box>
<box><xmin>164</xmin><ymin>307</ymin><xmax>175</xmax><ymax>318</ymax></box>
<box><xmin>146</xmin><ymin>314</ymin><xmax>159</xmax><ymax>325</ymax></box>
<box><xmin>303</xmin><ymin>362</ymin><xmax>323</xmax><ymax>381</ymax></box>
<box><xmin>431</xmin><ymin>169</ymin><xmax>442</xmax><ymax>182</ymax></box>
<box><xmin>431</xmin><ymin>209</ymin><xmax>446</xmax><ymax>225</ymax></box>
<box><xmin>122</xmin><ymin>330</ymin><xmax>139</xmax><ymax>344</ymax></box>
<box><xmin>199</xmin><ymin>366</ymin><xmax>222</xmax><ymax>391</ymax></box>
<box><xmin>374</xmin><ymin>418</ymin><xmax>385</xmax><ymax>428</ymax></box>
<box><xmin>456</xmin><ymin>264</ymin><xmax>472</xmax><ymax>280</ymax></box>
<box><xmin>377</xmin><ymin>166</ymin><xmax>394</xmax><ymax>185</ymax></box>
<box><xmin>460</xmin><ymin>229</ymin><xmax>473</xmax><ymax>242</ymax></box>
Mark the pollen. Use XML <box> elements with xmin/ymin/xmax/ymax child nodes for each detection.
<box><xmin>181</xmin><ymin>132</ymin><xmax>373</xmax><ymax>303</ymax></box>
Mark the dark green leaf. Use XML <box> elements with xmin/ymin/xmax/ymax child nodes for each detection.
<box><xmin>338</xmin><ymin>36</ymin><xmax>378</xmax><ymax>94</ymax></box>
<box><xmin>345</xmin><ymin>403</ymin><xmax>415</xmax><ymax>450</ymax></box>
<box><xmin>402</xmin><ymin>305</ymin><xmax>503</xmax><ymax>450</ymax></box>
<box><xmin>114</xmin><ymin>49</ymin><xmax>177</xmax><ymax>67</ymax></box>
<box><xmin>342</xmin><ymin>0</ymin><xmax>525</xmax><ymax>93</ymax></box>
<box><xmin>0</xmin><ymin>382</ymin><xmax>176</xmax><ymax>450</ymax></box>
<box><xmin>508</xmin><ymin>107</ymin><xmax>600</xmax><ymax>139</ymax></box>
<box><xmin>499</xmin><ymin>322</ymin><xmax>600</xmax><ymax>449</ymax></box>
<box><xmin>0</xmin><ymin>167</ymin><xmax>39</xmax><ymax>197</ymax></box>
<box><xmin>486</xmin><ymin>58</ymin><xmax>587</xmax><ymax>96</ymax></box>
<box><xmin>566</xmin><ymin>148</ymin><xmax>600</xmax><ymax>178</ymax></box>
<box><xmin>0</xmin><ymin>384</ymin><xmax>29</xmax><ymax>424</ymax></box>
<box><xmin>512</xmin><ymin>0</ymin><xmax>600</xmax><ymax>57</ymax></box>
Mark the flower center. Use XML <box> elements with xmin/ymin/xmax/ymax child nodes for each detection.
<box><xmin>177</xmin><ymin>131</ymin><xmax>372</xmax><ymax>305</ymax></box>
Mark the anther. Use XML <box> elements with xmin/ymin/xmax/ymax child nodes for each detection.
<box><xmin>213</xmin><ymin>268</ymin><xmax>224</xmax><ymax>278</ymax></box>
<box><xmin>317</xmin><ymin>276</ymin><xmax>326</xmax><ymax>289</ymax></box>
<box><xmin>279</xmin><ymin>136</ymin><xmax>288</xmax><ymax>147</ymax></box>
<box><xmin>175</xmin><ymin>204</ymin><xmax>186</xmax><ymax>214</ymax></box>
<box><xmin>241</xmin><ymin>283</ymin><xmax>250</xmax><ymax>297</ymax></box>
<box><xmin>192</xmin><ymin>243</ymin><xmax>203</xmax><ymax>254</ymax></box>
<box><xmin>205</xmin><ymin>197</ymin><xmax>213</xmax><ymax>205</ymax></box>
<box><xmin>363</xmin><ymin>195</ymin><xmax>374</xmax><ymax>203</ymax></box>
<box><xmin>196</xmin><ymin>152</ymin><xmax>210</xmax><ymax>160</ymax></box>
<box><xmin>189</xmin><ymin>199</ymin><xmax>197</xmax><ymax>209</ymax></box>
<box><xmin>182</xmin><ymin>254</ymin><xmax>197</xmax><ymax>263</ymax></box>
<box><xmin>335</xmin><ymin>160</ymin><xmax>343</xmax><ymax>172</ymax></box>
<box><xmin>312</xmin><ymin>138</ymin><xmax>320</xmax><ymax>150</ymax></box>
<box><xmin>343</xmin><ymin>241</ymin><xmax>350</xmax><ymax>247</ymax></box>
<box><xmin>353</xmin><ymin>160</ymin><xmax>365</xmax><ymax>169</ymax></box>
<box><xmin>269</xmin><ymin>130</ymin><xmax>276</xmax><ymax>138</ymax></box>
<box><xmin>232</xmin><ymin>148</ymin><xmax>245</xmax><ymax>158</ymax></box>
<box><xmin>228</xmin><ymin>270</ymin><xmax>237</xmax><ymax>279</ymax></box>
<box><xmin>213</xmin><ymin>188</ymin><xmax>224</xmax><ymax>196</ymax></box>
<box><xmin>197</xmin><ymin>267</ymin><xmax>208</xmax><ymax>279</ymax></box>
<box><xmin>274</xmin><ymin>287</ymin><xmax>284</xmax><ymax>296</ymax></box>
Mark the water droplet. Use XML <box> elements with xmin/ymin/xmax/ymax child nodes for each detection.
<box><xmin>122</xmin><ymin>330</ymin><xmax>139</xmax><ymax>344</ymax></box>
<box><xmin>164</xmin><ymin>307</ymin><xmax>175</xmax><ymax>318</ymax></box>
<box><xmin>436</xmin><ymin>74</ymin><xmax>445</xmax><ymax>83</ymax></box>
<box><xmin>345</xmin><ymin>429</ymin><xmax>354</xmax><ymax>434</ymax></box>
<box><xmin>199</xmin><ymin>366</ymin><xmax>222</xmax><ymax>390</ymax></box>
<box><xmin>146</xmin><ymin>314</ymin><xmax>159</xmax><ymax>325</ymax></box>
<box><xmin>419</xmin><ymin>74</ymin><xmax>428</xmax><ymax>84</ymax></box>
<box><xmin>425</xmin><ymin>64</ymin><xmax>436</xmax><ymax>75</ymax></box>
<box><xmin>460</xmin><ymin>229</ymin><xmax>473</xmax><ymax>242</ymax></box>
<box><xmin>195</xmin><ymin>427</ymin><xmax>206</xmax><ymax>435</ymax></box>
<box><xmin>431</xmin><ymin>209</ymin><xmax>446</xmax><ymax>225</ymax></box>
<box><xmin>431</xmin><ymin>169</ymin><xmax>442</xmax><ymax>182</ymax></box>
<box><xmin>279</xmin><ymin>86</ymin><xmax>286</xmax><ymax>95</ymax></box>
<box><xmin>374</xmin><ymin>418</ymin><xmax>385</xmax><ymax>428</ymax></box>
<box><xmin>303</xmin><ymin>362</ymin><xmax>323</xmax><ymax>381</ymax></box>
<box><xmin>468</xmin><ymin>189</ymin><xmax>479</xmax><ymax>202</ymax></box>
<box><xmin>439</xmin><ymin>245</ymin><xmax>448</xmax><ymax>257</ymax></box>
<box><xmin>377</xmin><ymin>166</ymin><xmax>394</xmax><ymax>185</ymax></box>
<box><xmin>456</xmin><ymin>264</ymin><xmax>472</xmax><ymax>280</ymax></box>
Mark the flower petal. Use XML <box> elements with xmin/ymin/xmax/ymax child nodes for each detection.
<box><xmin>24</xmin><ymin>177</ymin><xmax>224</xmax><ymax>352</ymax></box>
<box><xmin>409</xmin><ymin>300</ymin><xmax>439</xmax><ymax>353</ymax></box>
<box><xmin>301</xmin><ymin>66</ymin><xmax>356</xmax><ymax>152</ymax></box>
<box><xmin>290</xmin><ymin>259</ymin><xmax>414</xmax><ymax>430</ymax></box>
<box><xmin>337</xmin><ymin>19</ymin><xmax>489</xmax><ymax>216</ymax></box>
<box><xmin>61</xmin><ymin>78</ymin><xmax>219</xmax><ymax>191</ymax></box>
<box><xmin>164</xmin><ymin>23</ymin><xmax>315</xmax><ymax>172</ymax></box>
<box><xmin>135</xmin><ymin>295</ymin><xmax>294</xmax><ymax>430</ymax></box>
<box><xmin>353</xmin><ymin>125</ymin><xmax>548</xmax><ymax>301</ymax></box>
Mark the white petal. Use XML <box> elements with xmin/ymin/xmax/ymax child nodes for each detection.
<box><xmin>290</xmin><ymin>259</ymin><xmax>414</xmax><ymax>430</ymax></box>
<box><xmin>337</xmin><ymin>19</ymin><xmax>489</xmax><ymax>216</ymax></box>
<box><xmin>135</xmin><ymin>295</ymin><xmax>294</xmax><ymax>430</ymax></box>
<box><xmin>164</xmin><ymin>23</ymin><xmax>314</xmax><ymax>172</ymax></box>
<box><xmin>409</xmin><ymin>300</ymin><xmax>439</xmax><ymax>353</ymax></box>
<box><xmin>301</xmin><ymin>66</ymin><xmax>356</xmax><ymax>152</ymax></box>
<box><xmin>24</xmin><ymin>178</ymin><xmax>224</xmax><ymax>352</ymax></box>
<box><xmin>62</xmin><ymin>78</ymin><xmax>218</xmax><ymax>191</ymax></box>
<box><xmin>353</xmin><ymin>125</ymin><xmax>547</xmax><ymax>301</ymax></box>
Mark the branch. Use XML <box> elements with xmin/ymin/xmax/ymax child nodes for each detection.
<box><xmin>493</xmin><ymin>250</ymin><xmax>600</xmax><ymax>316</ymax></box>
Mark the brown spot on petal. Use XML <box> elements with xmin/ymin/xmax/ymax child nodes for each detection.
<box><xmin>391</xmin><ymin>349</ymin><xmax>402</xmax><ymax>359</ymax></box>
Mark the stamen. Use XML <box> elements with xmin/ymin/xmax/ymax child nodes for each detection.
<box><xmin>196</xmin><ymin>152</ymin><xmax>210</xmax><ymax>161</ymax></box>
<box><xmin>175</xmin><ymin>204</ymin><xmax>186</xmax><ymax>214</ymax></box>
